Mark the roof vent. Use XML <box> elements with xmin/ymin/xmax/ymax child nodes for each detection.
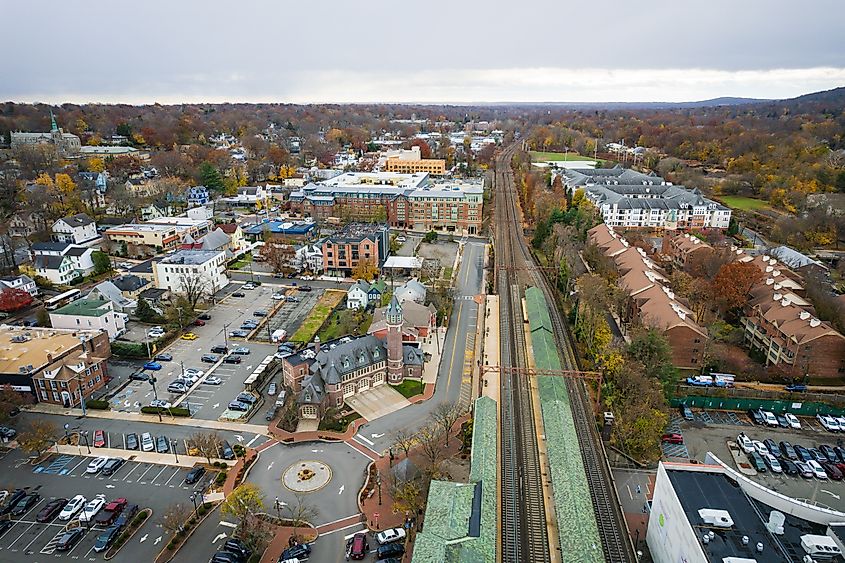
<box><xmin>773</xmin><ymin>270</ymin><xmax>780</xmax><ymax>277</ymax></box>
<box><xmin>781</xmin><ymin>298</ymin><xmax>790</xmax><ymax>307</ymax></box>
<box><xmin>766</xmin><ymin>278</ymin><xmax>774</xmax><ymax>285</ymax></box>
<box><xmin>757</xmin><ymin>542</ymin><xmax>764</xmax><ymax>553</ymax></box>
<box><xmin>766</xmin><ymin>266</ymin><xmax>774</xmax><ymax>273</ymax></box>
<box><xmin>810</xmin><ymin>318</ymin><xmax>821</xmax><ymax>328</ymax></box>
<box><xmin>799</xmin><ymin>311</ymin><xmax>811</xmax><ymax>321</ymax></box>
<box><xmin>698</xmin><ymin>508</ymin><xmax>734</xmax><ymax>528</ymax></box>
<box><xmin>774</xmin><ymin>283</ymin><xmax>782</xmax><ymax>291</ymax></box>
<box><xmin>773</xmin><ymin>293</ymin><xmax>782</xmax><ymax>301</ymax></box>
<box><xmin>766</xmin><ymin>510</ymin><xmax>785</xmax><ymax>535</ymax></box>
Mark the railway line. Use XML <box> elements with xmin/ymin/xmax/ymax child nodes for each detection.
<box><xmin>494</xmin><ymin>143</ymin><xmax>635</xmax><ymax>563</ymax></box>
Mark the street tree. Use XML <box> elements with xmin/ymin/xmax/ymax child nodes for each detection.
<box><xmin>389</xmin><ymin>474</ymin><xmax>426</xmax><ymax>518</ymax></box>
<box><xmin>429</xmin><ymin>401</ymin><xmax>464</xmax><ymax>447</ymax></box>
<box><xmin>165</xmin><ymin>296</ymin><xmax>194</xmax><ymax>329</ymax></box>
<box><xmin>0</xmin><ymin>288</ymin><xmax>34</xmax><ymax>313</ymax></box>
<box><xmin>351</xmin><ymin>260</ymin><xmax>379</xmax><ymax>282</ymax></box>
<box><xmin>190</xmin><ymin>431</ymin><xmax>224</xmax><ymax>463</ymax></box>
<box><xmin>416</xmin><ymin>424</ymin><xmax>446</xmax><ymax>477</ymax></box>
<box><xmin>160</xmin><ymin>502</ymin><xmax>192</xmax><ymax>535</ymax></box>
<box><xmin>18</xmin><ymin>420</ymin><xmax>56</xmax><ymax>456</ymax></box>
<box><xmin>221</xmin><ymin>483</ymin><xmax>264</xmax><ymax>521</ymax></box>
<box><xmin>279</xmin><ymin>493</ymin><xmax>319</xmax><ymax>544</ymax></box>
<box><xmin>179</xmin><ymin>273</ymin><xmax>211</xmax><ymax>309</ymax></box>
<box><xmin>713</xmin><ymin>261</ymin><xmax>763</xmax><ymax>316</ymax></box>
<box><xmin>0</xmin><ymin>384</ymin><xmax>27</xmax><ymax>424</ymax></box>
<box><xmin>91</xmin><ymin>251</ymin><xmax>112</xmax><ymax>275</ymax></box>
<box><xmin>391</xmin><ymin>428</ymin><xmax>417</xmax><ymax>460</ymax></box>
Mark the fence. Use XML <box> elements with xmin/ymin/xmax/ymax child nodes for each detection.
<box><xmin>671</xmin><ymin>395</ymin><xmax>845</xmax><ymax>417</ymax></box>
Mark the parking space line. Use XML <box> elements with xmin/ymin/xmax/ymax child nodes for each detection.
<box><xmin>7</xmin><ymin>518</ymin><xmax>38</xmax><ymax>550</ymax></box>
<box><xmin>136</xmin><ymin>464</ymin><xmax>155</xmax><ymax>483</ymax></box>
<box><xmin>122</xmin><ymin>461</ymin><xmax>142</xmax><ymax>481</ymax></box>
<box><xmin>164</xmin><ymin>468</ymin><xmax>182</xmax><ymax>486</ymax></box>
<box><xmin>21</xmin><ymin>521</ymin><xmax>56</xmax><ymax>554</ymax></box>
<box><xmin>150</xmin><ymin>465</ymin><xmax>168</xmax><ymax>484</ymax></box>
<box><xmin>67</xmin><ymin>458</ymin><xmax>87</xmax><ymax>475</ymax></box>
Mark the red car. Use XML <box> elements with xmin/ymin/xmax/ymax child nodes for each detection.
<box><xmin>347</xmin><ymin>532</ymin><xmax>369</xmax><ymax>560</ymax></box>
<box><xmin>661</xmin><ymin>433</ymin><xmax>684</xmax><ymax>444</ymax></box>
<box><xmin>93</xmin><ymin>430</ymin><xmax>105</xmax><ymax>448</ymax></box>
<box><xmin>193</xmin><ymin>319</ymin><xmax>206</xmax><ymax>326</ymax></box>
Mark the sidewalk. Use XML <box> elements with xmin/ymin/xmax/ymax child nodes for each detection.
<box><xmin>420</xmin><ymin>327</ymin><xmax>445</xmax><ymax>385</ymax></box>
<box><xmin>25</xmin><ymin>404</ymin><xmax>270</xmax><ymax>435</ymax></box>
<box><xmin>48</xmin><ymin>443</ymin><xmax>237</xmax><ymax>468</ymax></box>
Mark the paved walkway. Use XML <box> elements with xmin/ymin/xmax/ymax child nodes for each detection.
<box><xmin>25</xmin><ymin>404</ymin><xmax>270</xmax><ymax>435</ymax></box>
<box><xmin>482</xmin><ymin>295</ymin><xmax>500</xmax><ymax>402</ymax></box>
<box><xmin>421</xmin><ymin>328</ymin><xmax>445</xmax><ymax>384</ymax></box>
<box><xmin>345</xmin><ymin>386</ymin><xmax>410</xmax><ymax>421</ymax></box>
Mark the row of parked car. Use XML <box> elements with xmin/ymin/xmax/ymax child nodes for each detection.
<box><xmin>737</xmin><ymin>432</ymin><xmax>845</xmax><ymax>480</ymax></box>
<box><xmin>0</xmin><ymin>489</ymin><xmax>140</xmax><ymax>553</ymax></box>
<box><xmin>208</xmin><ymin>537</ymin><xmax>253</xmax><ymax>562</ymax></box>
<box><xmin>747</xmin><ymin>408</ymin><xmax>802</xmax><ymax>429</ymax></box>
<box><xmin>346</xmin><ymin>527</ymin><xmax>407</xmax><ymax>560</ymax></box>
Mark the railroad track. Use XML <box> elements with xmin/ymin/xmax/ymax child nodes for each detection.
<box><xmin>496</xmin><ymin>144</ymin><xmax>551</xmax><ymax>563</ymax></box>
<box><xmin>495</xmin><ymin>144</ymin><xmax>635</xmax><ymax>563</ymax></box>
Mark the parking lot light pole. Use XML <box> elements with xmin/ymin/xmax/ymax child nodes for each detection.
<box><xmin>172</xmin><ymin>440</ymin><xmax>179</xmax><ymax>463</ymax></box>
<box><xmin>190</xmin><ymin>493</ymin><xmax>199</xmax><ymax>518</ymax></box>
<box><xmin>149</xmin><ymin>377</ymin><xmax>162</xmax><ymax>422</ymax></box>
<box><xmin>274</xmin><ymin>497</ymin><xmax>281</xmax><ymax>520</ymax></box>
<box><xmin>81</xmin><ymin>430</ymin><xmax>91</xmax><ymax>454</ymax></box>
<box><xmin>144</xmin><ymin>328</ymin><xmax>152</xmax><ymax>359</ymax></box>
<box><xmin>223</xmin><ymin>324</ymin><xmax>230</xmax><ymax>350</ymax></box>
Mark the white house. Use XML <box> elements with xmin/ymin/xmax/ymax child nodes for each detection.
<box><xmin>152</xmin><ymin>250</ymin><xmax>229</xmax><ymax>295</ymax></box>
<box><xmin>394</xmin><ymin>278</ymin><xmax>426</xmax><ymax>304</ymax></box>
<box><xmin>87</xmin><ymin>281</ymin><xmax>137</xmax><ymax>313</ymax></box>
<box><xmin>294</xmin><ymin>243</ymin><xmax>323</xmax><ymax>273</ymax></box>
<box><xmin>49</xmin><ymin>295</ymin><xmax>127</xmax><ymax>340</ymax></box>
<box><xmin>346</xmin><ymin>280</ymin><xmax>370</xmax><ymax>309</ymax></box>
<box><xmin>52</xmin><ymin>213</ymin><xmax>98</xmax><ymax>244</ymax></box>
<box><xmin>0</xmin><ymin>275</ymin><xmax>38</xmax><ymax>296</ymax></box>
<box><xmin>31</xmin><ymin>242</ymin><xmax>96</xmax><ymax>285</ymax></box>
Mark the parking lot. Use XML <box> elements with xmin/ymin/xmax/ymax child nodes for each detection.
<box><xmin>252</xmin><ymin>286</ymin><xmax>323</xmax><ymax>343</ymax></box>
<box><xmin>0</xmin><ymin>447</ymin><xmax>213</xmax><ymax>562</ymax></box>
<box><xmin>673</xmin><ymin>408</ymin><xmax>845</xmax><ymax>513</ymax></box>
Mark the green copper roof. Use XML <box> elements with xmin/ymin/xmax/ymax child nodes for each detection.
<box><xmin>52</xmin><ymin>297</ymin><xmax>112</xmax><ymax>317</ymax></box>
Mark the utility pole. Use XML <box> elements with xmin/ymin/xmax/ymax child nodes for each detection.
<box><xmin>223</xmin><ymin>323</ymin><xmax>230</xmax><ymax>350</ymax></box>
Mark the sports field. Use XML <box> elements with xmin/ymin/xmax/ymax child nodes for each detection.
<box><xmin>718</xmin><ymin>196</ymin><xmax>771</xmax><ymax>211</ymax></box>
<box><xmin>530</xmin><ymin>151</ymin><xmax>597</xmax><ymax>162</ymax></box>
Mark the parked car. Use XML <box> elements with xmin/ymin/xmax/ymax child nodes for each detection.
<box><xmin>198</xmin><ymin>313</ymin><xmax>212</xmax><ymax>320</ymax></box>
<box><xmin>762</xmin><ymin>411</ymin><xmax>779</xmax><ymax>427</ymax></box>
<box><xmin>0</xmin><ymin>426</ymin><xmax>17</xmax><ymax>440</ymax></box>
<box><xmin>93</xmin><ymin>430</ymin><xmax>106</xmax><ymax>447</ymax></box>
<box><xmin>230</xmin><ymin>329</ymin><xmax>249</xmax><ymax>337</ymax></box>
<box><xmin>747</xmin><ymin>409</ymin><xmax>764</xmax><ymax>425</ymax></box>
<box><xmin>265</xmin><ymin>406</ymin><xmax>278</xmax><ymax>421</ymax></box>
<box><xmin>243</xmin><ymin>283</ymin><xmax>256</xmax><ymax>290</ymax></box>
<box><xmin>149</xmin><ymin>400</ymin><xmax>171</xmax><ymax>409</ymax></box>
<box><xmin>113</xmin><ymin>504</ymin><xmax>139</xmax><ymax>529</ymax></box>
<box><xmin>185</xmin><ymin>466</ymin><xmax>206</xmax><ymax>484</ymax></box>
<box><xmin>784</xmin><ymin>413</ymin><xmax>801</xmax><ymax>429</ymax></box>
<box><xmin>747</xmin><ymin>451</ymin><xmax>767</xmax><ymax>472</ymax></box>
<box><xmin>156</xmin><ymin>435</ymin><xmax>170</xmax><ymax>453</ymax></box>
<box><xmin>785</xmin><ymin>383</ymin><xmax>808</xmax><ymax>392</ymax></box>
<box><xmin>775</xmin><ymin>413</ymin><xmax>790</xmax><ymax>428</ymax></box>
<box><xmin>763</xmin><ymin>454</ymin><xmax>783</xmax><ymax>474</ymax></box>
<box><xmin>252</xmin><ymin>310</ymin><xmax>267</xmax><ymax>317</ymax></box>
<box><xmin>233</xmin><ymin>347</ymin><xmax>250</xmax><ymax>355</ymax></box>
<box><xmin>376</xmin><ymin>528</ymin><xmax>406</xmax><ymax>545</ymax></box>
<box><xmin>101</xmin><ymin>458</ymin><xmax>125</xmax><ymax>476</ymax></box>
<box><xmin>268</xmin><ymin>383</ymin><xmax>277</xmax><ymax>396</ymax></box>
<box><xmin>129</xmin><ymin>372</ymin><xmax>150</xmax><ymax>381</ymax></box>
<box><xmin>820</xmin><ymin>445</ymin><xmax>839</xmax><ymax>463</ymax></box>
<box><xmin>271</xmin><ymin>292</ymin><xmax>286</xmax><ymax>300</ymax></box>
<box><xmin>79</xmin><ymin>495</ymin><xmax>107</xmax><ymax>522</ymax></box>
<box><xmin>94</xmin><ymin>498</ymin><xmax>127</xmax><ymax>526</ymax></box>
<box><xmin>59</xmin><ymin>495</ymin><xmax>87</xmax><ymax>520</ymax></box>
<box><xmin>779</xmin><ymin>441</ymin><xmax>799</xmax><ymax>461</ymax></box>
<box><xmin>141</xmin><ymin>432</ymin><xmax>155</xmax><ymax>452</ymax></box>
<box><xmin>232</xmin><ymin>292</ymin><xmax>245</xmax><ymax>298</ymax></box>
<box><xmin>236</xmin><ymin>392</ymin><xmax>257</xmax><ymax>404</ymax></box>
<box><xmin>796</xmin><ymin>460</ymin><xmax>814</xmax><ymax>479</ymax></box>
<box><xmin>168</xmin><ymin>383</ymin><xmax>187</xmax><ymax>394</ymax></box>
<box><xmin>780</xmin><ymin>458</ymin><xmax>799</xmax><ymax>476</ymax></box>
<box><xmin>154</xmin><ymin>353</ymin><xmax>173</xmax><ymax>362</ymax></box>
<box><xmin>201</xmin><ymin>354</ymin><xmax>220</xmax><ymax>363</ymax></box>
<box><xmin>56</xmin><ymin>528</ymin><xmax>85</xmax><ymax>551</ymax></box>
<box><xmin>377</xmin><ymin>542</ymin><xmax>405</xmax><ymax>559</ymax></box>
<box><xmin>808</xmin><ymin>459</ymin><xmax>829</xmax><ymax>479</ymax></box>
<box><xmin>86</xmin><ymin>456</ymin><xmax>109</xmax><ymax>474</ymax></box>
<box><xmin>763</xmin><ymin>439</ymin><xmax>782</xmax><ymax>458</ymax></box>
<box><xmin>823</xmin><ymin>462</ymin><xmax>844</xmax><ymax>481</ymax></box>
<box><xmin>193</xmin><ymin>319</ymin><xmax>206</xmax><ymax>326</ymax></box>
<box><xmin>11</xmin><ymin>493</ymin><xmax>41</xmax><ymax>516</ymax></box>
<box><xmin>203</xmin><ymin>376</ymin><xmax>223</xmax><ymax>385</ymax></box>
<box><xmin>834</xmin><ymin>446</ymin><xmax>845</xmax><ymax>463</ymax></box>
<box><xmin>752</xmin><ymin>440</ymin><xmax>769</xmax><ymax>457</ymax></box>
<box><xmin>348</xmin><ymin>532</ymin><xmax>369</xmax><ymax>560</ymax></box>
<box><xmin>143</xmin><ymin>361</ymin><xmax>162</xmax><ymax>371</ymax></box>
<box><xmin>794</xmin><ymin>444</ymin><xmax>813</xmax><ymax>463</ymax></box>
<box><xmin>36</xmin><ymin>498</ymin><xmax>68</xmax><ymax>522</ymax></box>
<box><xmin>210</xmin><ymin>552</ymin><xmax>241</xmax><ymax>563</ymax></box>
<box><xmin>299</xmin><ymin>285</ymin><xmax>312</xmax><ymax>292</ymax></box>
<box><xmin>810</xmin><ymin>448</ymin><xmax>828</xmax><ymax>464</ymax></box>
<box><xmin>281</xmin><ymin>543</ymin><xmax>311</xmax><ymax>560</ymax></box>
<box><xmin>223</xmin><ymin>538</ymin><xmax>252</xmax><ymax>559</ymax></box>
<box><xmin>736</xmin><ymin>433</ymin><xmax>754</xmax><ymax>454</ymax></box>
<box><xmin>184</xmin><ymin>368</ymin><xmax>204</xmax><ymax>378</ymax></box>
<box><xmin>223</xmin><ymin>355</ymin><xmax>242</xmax><ymax>364</ymax></box>
<box><xmin>661</xmin><ymin>433</ymin><xmax>683</xmax><ymax>445</ymax></box>
<box><xmin>817</xmin><ymin>414</ymin><xmax>841</xmax><ymax>432</ymax></box>
<box><xmin>94</xmin><ymin>525</ymin><xmax>122</xmax><ymax>552</ymax></box>
<box><xmin>211</xmin><ymin>345</ymin><xmax>228</xmax><ymax>354</ymax></box>
<box><xmin>240</xmin><ymin>321</ymin><xmax>258</xmax><ymax>330</ymax></box>
<box><xmin>221</xmin><ymin>441</ymin><xmax>235</xmax><ymax>460</ymax></box>
<box><xmin>181</xmin><ymin>332</ymin><xmax>199</xmax><ymax>341</ymax></box>
<box><xmin>228</xmin><ymin>400</ymin><xmax>250</xmax><ymax>412</ymax></box>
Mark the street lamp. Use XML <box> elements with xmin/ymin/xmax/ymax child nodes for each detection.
<box><xmin>189</xmin><ymin>493</ymin><xmax>199</xmax><ymax>518</ymax></box>
<box><xmin>148</xmin><ymin>376</ymin><xmax>162</xmax><ymax>422</ymax></box>
<box><xmin>172</xmin><ymin>439</ymin><xmax>179</xmax><ymax>463</ymax></box>
<box><xmin>144</xmin><ymin>328</ymin><xmax>153</xmax><ymax>359</ymax></box>
<box><xmin>376</xmin><ymin>469</ymin><xmax>382</xmax><ymax>506</ymax></box>
<box><xmin>81</xmin><ymin>430</ymin><xmax>91</xmax><ymax>454</ymax></box>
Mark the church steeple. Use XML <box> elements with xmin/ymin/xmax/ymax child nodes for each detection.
<box><xmin>50</xmin><ymin>109</ymin><xmax>58</xmax><ymax>132</ymax></box>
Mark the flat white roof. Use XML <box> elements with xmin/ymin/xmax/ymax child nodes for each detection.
<box><xmin>383</xmin><ymin>256</ymin><xmax>423</xmax><ymax>269</ymax></box>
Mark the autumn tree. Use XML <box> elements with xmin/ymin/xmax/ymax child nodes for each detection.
<box><xmin>407</xmin><ymin>139</ymin><xmax>432</xmax><ymax>158</ymax></box>
<box><xmin>190</xmin><ymin>431</ymin><xmax>224</xmax><ymax>464</ymax></box>
<box><xmin>0</xmin><ymin>288</ymin><xmax>34</xmax><ymax>313</ymax></box>
<box><xmin>604</xmin><ymin>360</ymin><xmax>668</xmax><ymax>462</ymax></box>
<box><xmin>626</xmin><ymin>328</ymin><xmax>676</xmax><ymax>396</ymax></box>
<box><xmin>391</xmin><ymin>428</ymin><xmax>417</xmax><ymax>460</ymax></box>
<box><xmin>18</xmin><ymin>420</ymin><xmax>56</xmax><ymax>455</ymax></box>
<box><xmin>712</xmin><ymin>261</ymin><xmax>763</xmax><ymax>316</ymax></box>
<box><xmin>264</xmin><ymin>242</ymin><xmax>295</xmax><ymax>274</ymax></box>
<box><xmin>164</xmin><ymin>296</ymin><xmax>195</xmax><ymax>329</ymax></box>
<box><xmin>351</xmin><ymin>260</ymin><xmax>379</xmax><ymax>282</ymax></box>
<box><xmin>389</xmin><ymin>474</ymin><xmax>427</xmax><ymax>518</ymax></box>
<box><xmin>0</xmin><ymin>385</ymin><xmax>27</xmax><ymax>424</ymax></box>
<box><xmin>416</xmin><ymin>424</ymin><xmax>446</xmax><ymax>477</ymax></box>
<box><xmin>222</xmin><ymin>483</ymin><xmax>264</xmax><ymax>523</ymax></box>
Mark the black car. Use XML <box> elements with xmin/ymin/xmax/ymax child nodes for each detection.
<box><xmin>102</xmin><ymin>457</ymin><xmax>125</xmax><ymax>476</ymax></box>
<box><xmin>834</xmin><ymin>446</ymin><xmax>845</xmax><ymax>463</ymax></box>
<box><xmin>763</xmin><ymin>439</ymin><xmax>782</xmax><ymax>458</ymax></box>
<box><xmin>94</xmin><ymin>525</ymin><xmax>121</xmax><ymax>552</ymax></box>
<box><xmin>747</xmin><ymin>451</ymin><xmax>767</xmax><ymax>472</ymax></box>
<box><xmin>126</xmin><ymin>433</ymin><xmax>139</xmax><ymax>450</ymax></box>
<box><xmin>1</xmin><ymin>489</ymin><xmax>28</xmax><ymax>515</ymax></box>
<box><xmin>377</xmin><ymin>542</ymin><xmax>405</xmax><ymax>559</ymax></box>
<box><xmin>281</xmin><ymin>543</ymin><xmax>311</xmax><ymax>560</ymax></box>
<box><xmin>37</xmin><ymin>498</ymin><xmax>68</xmax><ymax>522</ymax></box>
<box><xmin>776</xmin><ymin>413</ymin><xmax>790</xmax><ymax>428</ymax></box>
<box><xmin>779</xmin><ymin>441</ymin><xmax>799</xmax><ymax>461</ymax></box>
<box><xmin>820</xmin><ymin>445</ymin><xmax>839</xmax><ymax>463</ymax></box>
<box><xmin>232</xmin><ymin>292</ymin><xmax>245</xmax><ymax>298</ymax></box>
<box><xmin>223</xmin><ymin>355</ymin><xmax>242</xmax><ymax>364</ymax></box>
<box><xmin>211</xmin><ymin>345</ymin><xmax>228</xmax><ymax>354</ymax></box>
<box><xmin>679</xmin><ymin>403</ymin><xmax>693</xmax><ymax>421</ymax></box>
<box><xmin>56</xmin><ymin>527</ymin><xmax>85</xmax><ymax>551</ymax></box>
<box><xmin>156</xmin><ymin>435</ymin><xmax>170</xmax><ymax>453</ymax></box>
<box><xmin>198</xmin><ymin>313</ymin><xmax>212</xmax><ymax>321</ymax></box>
<box><xmin>252</xmin><ymin>310</ymin><xmax>267</xmax><ymax>317</ymax></box>
<box><xmin>794</xmin><ymin>444</ymin><xmax>813</xmax><ymax>462</ymax></box>
<box><xmin>228</xmin><ymin>400</ymin><xmax>250</xmax><ymax>412</ymax></box>
<box><xmin>0</xmin><ymin>520</ymin><xmax>13</xmax><ymax>537</ymax></box>
<box><xmin>780</xmin><ymin>458</ymin><xmax>800</xmax><ymax>476</ymax></box>
<box><xmin>185</xmin><ymin>466</ymin><xmax>206</xmax><ymax>484</ymax></box>
<box><xmin>114</xmin><ymin>504</ymin><xmax>139</xmax><ymax>529</ymax></box>
<box><xmin>747</xmin><ymin>409</ymin><xmax>764</xmax><ymax>425</ymax></box>
<box><xmin>210</xmin><ymin>551</ymin><xmax>242</xmax><ymax>563</ymax></box>
<box><xmin>129</xmin><ymin>372</ymin><xmax>150</xmax><ymax>381</ymax></box>
<box><xmin>154</xmin><ymin>353</ymin><xmax>173</xmax><ymax>361</ymax></box>
<box><xmin>221</xmin><ymin>441</ymin><xmax>235</xmax><ymax>460</ymax></box>
<box><xmin>230</xmin><ymin>330</ymin><xmax>249</xmax><ymax>337</ymax></box>
<box><xmin>11</xmin><ymin>493</ymin><xmax>40</xmax><ymax>516</ymax></box>
<box><xmin>223</xmin><ymin>538</ymin><xmax>252</xmax><ymax>559</ymax></box>
<box><xmin>201</xmin><ymin>354</ymin><xmax>219</xmax><ymax>364</ymax></box>
<box><xmin>299</xmin><ymin>285</ymin><xmax>312</xmax><ymax>292</ymax></box>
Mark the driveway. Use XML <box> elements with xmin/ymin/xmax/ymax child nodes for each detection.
<box><xmin>345</xmin><ymin>386</ymin><xmax>410</xmax><ymax>421</ymax></box>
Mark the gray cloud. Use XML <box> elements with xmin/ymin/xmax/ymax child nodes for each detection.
<box><xmin>3</xmin><ymin>0</ymin><xmax>844</xmax><ymax>103</ymax></box>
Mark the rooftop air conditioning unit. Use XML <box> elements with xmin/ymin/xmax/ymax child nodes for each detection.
<box><xmin>698</xmin><ymin>508</ymin><xmax>734</xmax><ymax>528</ymax></box>
<box><xmin>801</xmin><ymin>534</ymin><xmax>842</xmax><ymax>557</ymax></box>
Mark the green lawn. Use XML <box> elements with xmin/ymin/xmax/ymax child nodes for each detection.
<box><xmin>530</xmin><ymin>151</ymin><xmax>597</xmax><ymax>163</ymax></box>
<box><xmin>318</xmin><ymin>309</ymin><xmax>373</xmax><ymax>342</ymax></box>
<box><xmin>229</xmin><ymin>252</ymin><xmax>252</xmax><ymax>270</ymax></box>
<box><xmin>290</xmin><ymin>290</ymin><xmax>346</xmax><ymax>343</ymax></box>
<box><xmin>717</xmin><ymin>196</ymin><xmax>772</xmax><ymax>211</ymax></box>
<box><xmin>443</xmin><ymin>266</ymin><xmax>454</xmax><ymax>280</ymax></box>
<box><xmin>393</xmin><ymin>379</ymin><xmax>424</xmax><ymax>399</ymax></box>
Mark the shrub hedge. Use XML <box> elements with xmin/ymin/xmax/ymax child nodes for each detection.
<box><xmin>85</xmin><ymin>399</ymin><xmax>110</xmax><ymax>410</ymax></box>
<box><xmin>140</xmin><ymin>406</ymin><xmax>190</xmax><ymax>417</ymax></box>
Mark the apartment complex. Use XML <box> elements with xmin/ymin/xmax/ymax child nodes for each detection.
<box><xmin>152</xmin><ymin>249</ymin><xmax>229</xmax><ymax>295</ymax></box>
<box><xmin>322</xmin><ymin>223</ymin><xmax>389</xmax><ymax>276</ymax></box>
<box><xmin>380</xmin><ymin>147</ymin><xmax>446</xmax><ymax>175</ymax></box>
<box><xmin>565</xmin><ymin>167</ymin><xmax>731</xmax><ymax>230</ymax></box>
<box><xmin>103</xmin><ymin>216</ymin><xmax>211</xmax><ymax>257</ymax></box>
<box><xmin>662</xmin><ymin>233</ymin><xmax>715</xmax><ymax>271</ymax></box>
<box><xmin>588</xmin><ymin>224</ymin><xmax>708</xmax><ymax>368</ymax></box>
<box><xmin>0</xmin><ymin>326</ymin><xmax>110</xmax><ymax>406</ymax></box>
<box><xmin>49</xmin><ymin>295</ymin><xmax>128</xmax><ymax>340</ymax></box>
<box><xmin>290</xmin><ymin>172</ymin><xmax>484</xmax><ymax>234</ymax></box>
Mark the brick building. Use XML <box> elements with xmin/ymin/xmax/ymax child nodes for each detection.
<box><xmin>322</xmin><ymin>223</ymin><xmax>389</xmax><ymax>276</ymax></box>
<box><xmin>280</xmin><ymin>297</ymin><xmax>423</xmax><ymax>420</ymax></box>
<box><xmin>0</xmin><ymin>326</ymin><xmax>111</xmax><ymax>406</ymax></box>
<box><xmin>662</xmin><ymin>233</ymin><xmax>715</xmax><ymax>271</ymax></box>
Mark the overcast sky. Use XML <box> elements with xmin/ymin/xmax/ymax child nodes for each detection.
<box><xmin>4</xmin><ymin>0</ymin><xmax>844</xmax><ymax>104</ymax></box>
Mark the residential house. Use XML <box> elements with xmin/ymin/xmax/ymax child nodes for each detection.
<box><xmin>368</xmin><ymin>280</ymin><xmax>387</xmax><ymax>304</ymax></box>
<box><xmin>218</xmin><ymin>223</ymin><xmax>246</xmax><ymax>253</ymax></box>
<box><xmin>394</xmin><ymin>278</ymin><xmax>426</xmax><ymax>304</ymax></box>
<box><xmin>185</xmin><ymin>186</ymin><xmax>210</xmax><ymax>207</ymax></box>
<box><xmin>51</xmin><ymin>213</ymin><xmax>97</xmax><ymax>244</ymax></box>
<box><xmin>49</xmin><ymin>295</ymin><xmax>127</xmax><ymax>340</ymax></box>
<box><xmin>281</xmin><ymin>297</ymin><xmax>423</xmax><ymax>421</ymax></box>
<box><xmin>0</xmin><ymin>275</ymin><xmax>38</xmax><ymax>296</ymax></box>
<box><xmin>86</xmin><ymin>281</ymin><xmax>137</xmax><ymax>313</ymax></box>
<box><xmin>152</xmin><ymin>250</ymin><xmax>229</xmax><ymax>295</ymax></box>
<box><xmin>140</xmin><ymin>203</ymin><xmax>179</xmax><ymax>222</ymax></box>
<box><xmin>111</xmin><ymin>274</ymin><xmax>149</xmax><ymax>299</ymax></box>
<box><xmin>10</xmin><ymin>211</ymin><xmax>47</xmax><ymax>238</ymax></box>
<box><xmin>294</xmin><ymin>242</ymin><xmax>323</xmax><ymax>273</ymax></box>
<box><xmin>32</xmin><ymin>242</ymin><xmax>95</xmax><ymax>285</ymax></box>
<box><xmin>180</xmin><ymin>228</ymin><xmax>231</xmax><ymax>256</ymax></box>
<box><xmin>346</xmin><ymin>281</ymin><xmax>370</xmax><ymax>309</ymax></box>
<box><xmin>0</xmin><ymin>326</ymin><xmax>110</xmax><ymax>406</ymax></box>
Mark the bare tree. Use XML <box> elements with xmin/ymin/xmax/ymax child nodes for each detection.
<box><xmin>416</xmin><ymin>424</ymin><xmax>446</xmax><ymax>476</ymax></box>
<box><xmin>429</xmin><ymin>401</ymin><xmax>465</xmax><ymax>447</ymax></box>
<box><xmin>17</xmin><ymin>420</ymin><xmax>56</xmax><ymax>456</ymax></box>
<box><xmin>392</xmin><ymin>428</ymin><xmax>417</xmax><ymax>460</ymax></box>
<box><xmin>280</xmin><ymin>493</ymin><xmax>319</xmax><ymax>544</ymax></box>
<box><xmin>189</xmin><ymin>431</ymin><xmax>224</xmax><ymax>463</ymax></box>
<box><xmin>179</xmin><ymin>272</ymin><xmax>211</xmax><ymax>309</ymax></box>
<box><xmin>160</xmin><ymin>502</ymin><xmax>192</xmax><ymax>535</ymax></box>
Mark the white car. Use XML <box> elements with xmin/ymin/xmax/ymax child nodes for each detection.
<box><xmin>150</xmin><ymin>400</ymin><xmax>172</xmax><ymax>409</ymax></box>
<box><xmin>817</xmin><ymin>414</ymin><xmax>840</xmax><ymax>432</ymax></box>
<box><xmin>85</xmin><ymin>456</ymin><xmax>109</xmax><ymax>474</ymax></box>
<box><xmin>203</xmin><ymin>376</ymin><xmax>223</xmax><ymax>385</ymax></box>
<box><xmin>752</xmin><ymin>440</ymin><xmax>769</xmax><ymax>457</ymax></box>
<box><xmin>268</xmin><ymin>383</ymin><xmax>277</xmax><ymax>396</ymax></box>
<box><xmin>184</xmin><ymin>368</ymin><xmax>205</xmax><ymax>378</ymax></box>
<box><xmin>836</xmin><ymin>415</ymin><xmax>845</xmax><ymax>429</ymax></box>
<box><xmin>59</xmin><ymin>495</ymin><xmax>87</xmax><ymax>520</ymax></box>
<box><xmin>271</xmin><ymin>293</ymin><xmax>286</xmax><ymax>300</ymax></box>
<box><xmin>375</xmin><ymin>527</ymin><xmax>407</xmax><ymax>545</ymax></box>
<box><xmin>764</xmin><ymin>454</ymin><xmax>783</xmax><ymax>474</ymax></box>
<box><xmin>78</xmin><ymin>495</ymin><xmax>106</xmax><ymax>522</ymax></box>
<box><xmin>141</xmin><ymin>432</ymin><xmax>155</xmax><ymax>452</ymax></box>
<box><xmin>762</xmin><ymin>411</ymin><xmax>778</xmax><ymax>427</ymax></box>
<box><xmin>808</xmin><ymin>459</ymin><xmax>828</xmax><ymax>479</ymax></box>
<box><xmin>784</xmin><ymin>413</ymin><xmax>801</xmax><ymax>429</ymax></box>
<box><xmin>736</xmin><ymin>433</ymin><xmax>754</xmax><ymax>454</ymax></box>
<box><xmin>180</xmin><ymin>373</ymin><xmax>199</xmax><ymax>384</ymax></box>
